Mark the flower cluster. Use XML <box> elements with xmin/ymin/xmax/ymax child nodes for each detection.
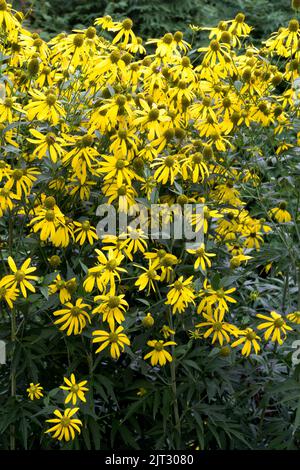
<box><xmin>1</xmin><ymin>1</ymin><xmax>300</xmax><ymax>444</ymax></box>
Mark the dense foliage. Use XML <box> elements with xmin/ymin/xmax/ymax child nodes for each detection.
<box><xmin>1</xmin><ymin>0</ymin><xmax>300</xmax><ymax>451</ymax></box>
<box><xmin>14</xmin><ymin>0</ymin><xmax>295</xmax><ymax>42</ymax></box>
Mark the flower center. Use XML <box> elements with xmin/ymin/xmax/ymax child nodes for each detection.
<box><xmin>116</xmin><ymin>158</ymin><xmax>126</xmax><ymax>169</ymax></box>
<box><xmin>82</xmin><ymin>221</ymin><xmax>91</xmax><ymax>231</ymax></box>
<box><xmin>107</xmin><ymin>296</ymin><xmax>121</xmax><ymax>309</ymax></box>
<box><xmin>46</xmin><ymin>94</ymin><xmax>57</xmax><ymax>106</ymax></box>
<box><xmin>61</xmin><ymin>417</ymin><xmax>71</xmax><ymax>427</ymax></box>
<box><xmin>118</xmin><ymin>185</ymin><xmax>127</xmax><ymax>196</ymax></box>
<box><xmin>122</xmin><ymin>18</ymin><xmax>133</xmax><ymax>30</ymax></box>
<box><xmin>289</xmin><ymin>19</ymin><xmax>299</xmax><ymax>32</ymax></box>
<box><xmin>164</xmin><ymin>156</ymin><xmax>175</xmax><ymax>167</ymax></box>
<box><xmin>148</xmin><ymin>269</ymin><xmax>158</xmax><ymax>280</ymax></box>
<box><xmin>148</xmin><ymin>109</ymin><xmax>160</xmax><ymax>121</ymax></box>
<box><xmin>246</xmin><ymin>331</ymin><xmax>257</xmax><ymax>341</ymax></box>
<box><xmin>108</xmin><ymin>332</ymin><xmax>118</xmax><ymax>343</ymax></box>
<box><xmin>70</xmin><ymin>307</ymin><xmax>82</xmax><ymax>317</ymax></box>
<box><xmin>15</xmin><ymin>270</ymin><xmax>25</xmax><ymax>282</ymax></box>
<box><xmin>174</xmin><ymin>280</ymin><xmax>183</xmax><ymax>290</ymax></box>
<box><xmin>274</xmin><ymin>318</ymin><xmax>284</xmax><ymax>328</ymax></box>
<box><xmin>12</xmin><ymin>169</ymin><xmax>23</xmax><ymax>180</ymax></box>
<box><xmin>46</xmin><ymin>133</ymin><xmax>56</xmax><ymax>145</ymax></box>
<box><xmin>0</xmin><ymin>1</ymin><xmax>7</xmax><ymax>11</ymax></box>
<box><xmin>45</xmin><ymin>210</ymin><xmax>55</xmax><ymax>221</ymax></box>
<box><xmin>106</xmin><ymin>260</ymin><xmax>118</xmax><ymax>271</ymax></box>
<box><xmin>44</xmin><ymin>196</ymin><xmax>56</xmax><ymax>209</ymax></box>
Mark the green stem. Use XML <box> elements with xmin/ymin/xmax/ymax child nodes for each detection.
<box><xmin>281</xmin><ymin>266</ymin><xmax>290</xmax><ymax>312</ymax></box>
<box><xmin>10</xmin><ymin>308</ymin><xmax>17</xmax><ymax>450</ymax></box>
<box><xmin>168</xmin><ymin>309</ymin><xmax>181</xmax><ymax>446</ymax></box>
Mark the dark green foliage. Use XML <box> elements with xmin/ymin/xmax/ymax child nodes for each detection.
<box><xmin>13</xmin><ymin>0</ymin><xmax>294</xmax><ymax>41</ymax></box>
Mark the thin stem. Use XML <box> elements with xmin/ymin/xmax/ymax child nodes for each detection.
<box><xmin>10</xmin><ymin>308</ymin><xmax>17</xmax><ymax>450</ymax></box>
<box><xmin>168</xmin><ymin>309</ymin><xmax>181</xmax><ymax>447</ymax></box>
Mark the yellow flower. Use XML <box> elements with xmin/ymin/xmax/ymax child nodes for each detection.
<box><xmin>151</xmin><ymin>155</ymin><xmax>181</xmax><ymax>185</ymax></box>
<box><xmin>27</xmin><ymin>383</ymin><xmax>44</xmax><ymax>400</ymax></box>
<box><xmin>0</xmin><ymin>281</ymin><xmax>19</xmax><ymax>308</ymax></box>
<box><xmin>1</xmin><ymin>256</ymin><xmax>38</xmax><ymax>298</ymax></box>
<box><xmin>111</xmin><ymin>18</ymin><xmax>138</xmax><ymax>46</ymax></box>
<box><xmin>92</xmin><ymin>293</ymin><xmax>128</xmax><ymax>328</ymax></box>
<box><xmin>166</xmin><ymin>275</ymin><xmax>195</xmax><ymax>314</ymax></box>
<box><xmin>231</xmin><ymin>328</ymin><xmax>261</xmax><ymax>356</ymax></box>
<box><xmin>0</xmin><ymin>96</ymin><xmax>24</xmax><ymax>123</ymax></box>
<box><xmin>49</xmin><ymin>275</ymin><xmax>77</xmax><ymax>304</ymax></box>
<box><xmin>73</xmin><ymin>220</ymin><xmax>98</xmax><ymax>245</ymax></box>
<box><xmin>45</xmin><ymin>408</ymin><xmax>82</xmax><ymax>441</ymax></box>
<box><xmin>27</xmin><ymin>129</ymin><xmax>65</xmax><ymax>163</ymax></box>
<box><xmin>160</xmin><ymin>325</ymin><xmax>175</xmax><ymax>339</ymax></box>
<box><xmin>53</xmin><ymin>298</ymin><xmax>91</xmax><ymax>336</ymax></box>
<box><xmin>269</xmin><ymin>202</ymin><xmax>292</xmax><ymax>223</ymax></box>
<box><xmin>135</xmin><ymin>263</ymin><xmax>160</xmax><ymax>294</ymax></box>
<box><xmin>0</xmin><ymin>1</ymin><xmax>19</xmax><ymax>31</ymax></box>
<box><xmin>6</xmin><ymin>167</ymin><xmax>39</xmax><ymax>198</ymax></box>
<box><xmin>186</xmin><ymin>244</ymin><xmax>216</xmax><ymax>271</ymax></box>
<box><xmin>60</xmin><ymin>374</ymin><xmax>89</xmax><ymax>405</ymax></box>
<box><xmin>93</xmin><ymin>249</ymin><xmax>127</xmax><ymax>290</ymax></box>
<box><xmin>121</xmin><ymin>228</ymin><xmax>148</xmax><ymax>261</ymax></box>
<box><xmin>256</xmin><ymin>311</ymin><xmax>292</xmax><ymax>345</ymax></box>
<box><xmin>196</xmin><ymin>310</ymin><xmax>238</xmax><ymax>346</ymax></box>
<box><xmin>92</xmin><ymin>324</ymin><xmax>130</xmax><ymax>359</ymax></box>
<box><xmin>287</xmin><ymin>311</ymin><xmax>300</xmax><ymax>324</ymax></box>
<box><xmin>25</xmin><ymin>90</ymin><xmax>65</xmax><ymax>125</ymax></box>
<box><xmin>197</xmin><ymin>280</ymin><xmax>237</xmax><ymax>320</ymax></box>
<box><xmin>144</xmin><ymin>339</ymin><xmax>176</xmax><ymax>366</ymax></box>
<box><xmin>98</xmin><ymin>153</ymin><xmax>141</xmax><ymax>188</ymax></box>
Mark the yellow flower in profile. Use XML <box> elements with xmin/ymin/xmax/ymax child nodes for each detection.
<box><xmin>160</xmin><ymin>324</ymin><xmax>175</xmax><ymax>339</ymax></box>
<box><xmin>1</xmin><ymin>256</ymin><xmax>38</xmax><ymax>298</ymax></box>
<box><xmin>142</xmin><ymin>313</ymin><xmax>155</xmax><ymax>328</ymax></box>
<box><xmin>135</xmin><ymin>263</ymin><xmax>160</xmax><ymax>294</ymax></box>
<box><xmin>256</xmin><ymin>311</ymin><xmax>292</xmax><ymax>345</ymax></box>
<box><xmin>0</xmin><ymin>0</ymin><xmax>19</xmax><ymax>31</ymax></box>
<box><xmin>53</xmin><ymin>298</ymin><xmax>91</xmax><ymax>336</ymax></box>
<box><xmin>92</xmin><ymin>325</ymin><xmax>130</xmax><ymax>359</ymax></box>
<box><xmin>231</xmin><ymin>328</ymin><xmax>261</xmax><ymax>356</ymax></box>
<box><xmin>111</xmin><ymin>18</ymin><xmax>138</xmax><ymax>46</ymax></box>
<box><xmin>27</xmin><ymin>383</ymin><xmax>44</xmax><ymax>400</ymax></box>
<box><xmin>60</xmin><ymin>374</ymin><xmax>89</xmax><ymax>405</ymax></box>
<box><xmin>287</xmin><ymin>311</ymin><xmax>300</xmax><ymax>324</ymax></box>
<box><xmin>45</xmin><ymin>408</ymin><xmax>82</xmax><ymax>441</ymax></box>
<box><xmin>144</xmin><ymin>339</ymin><xmax>176</xmax><ymax>366</ymax></box>
<box><xmin>0</xmin><ymin>96</ymin><xmax>24</xmax><ymax>123</ymax></box>
<box><xmin>49</xmin><ymin>275</ymin><xmax>77</xmax><ymax>303</ymax></box>
<box><xmin>166</xmin><ymin>275</ymin><xmax>195</xmax><ymax>314</ymax></box>
<box><xmin>269</xmin><ymin>202</ymin><xmax>292</xmax><ymax>223</ymax></box>
<box><xmin>0</xmin><ymin>281</ymin><xmax>19</xmax><ymax>308</ymax></box>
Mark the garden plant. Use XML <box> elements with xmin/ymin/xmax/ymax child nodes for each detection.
<box><xmin>0</xmin><ymin>0</ymin><xmax>300</xmax><ymax>450</ymax></box>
